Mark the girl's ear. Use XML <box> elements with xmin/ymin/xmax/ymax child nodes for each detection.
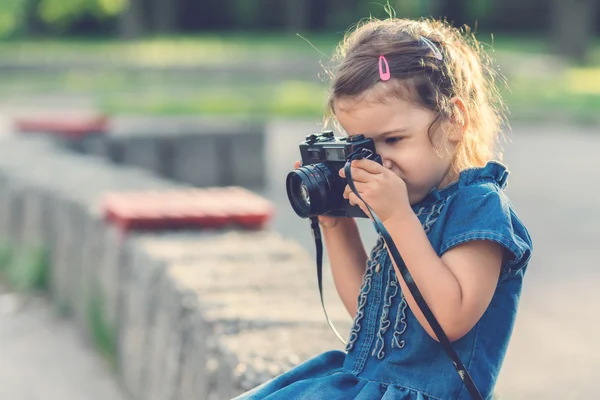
<box><xmin>448</xmin><ymin>97</ymin><xmax>469</xmax><ymax>142</ymax></box>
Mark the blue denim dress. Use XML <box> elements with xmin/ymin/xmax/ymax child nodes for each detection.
<box><xmin>234</xmin><ymin>161</ymin><xmax>533</xmax><ymax>400</ymax></box>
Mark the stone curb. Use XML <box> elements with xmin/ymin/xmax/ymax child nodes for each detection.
<box><xmin>26</xmin><ymin>115</ymin><xmax>269</xmax><ymax>190</ymax></box>
<box><xmin>0</xmin><ymin>132</ymin><xmax>352</xmax><ymax>399</ymax></box>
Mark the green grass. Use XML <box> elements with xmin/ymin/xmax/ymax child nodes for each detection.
<box><xmin>2</xmin><ymin>66</ymin><xmax>598</xmax><ymax>123</ymax></box>
<box><xmin>0</xmin><ymin>244</ymin><xmax>12</xmax><ymax>270</ymax></box>
<box><xmin>502</xmin><ymin>66</ymin><xmax>600</xmax><ymax>124</ymax></box>
<box><xmin>0</xmin><ymin>33</ymin><xmax>598</xmax><ymax>122</ymax></box>
<box><xmin>0</xmin><ymin>69</ymin><xmax>330</xmax><ymax>118</ymax></box>
<box><xmin>87</xmin><ymin>291</ymin><xmax>117</xmax><ymax>368</ymax></box>
<box><xmin>0</xmin><ymin>32</ymin><xmax>341</xmax><ymax>67</ymax></box>
<box><xmin>0</xmin><ymin>244</ymin><xmax>49</xmax><ymax>293</ymax></box>
<box><xmin>3</xmin><ymin>32</ymin><xmax>595</xmax><ymax>66</ymax></box>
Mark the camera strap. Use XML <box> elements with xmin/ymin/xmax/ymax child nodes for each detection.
<box><xmin>308</xmin><ymin>151</ymin><xmax>483</xmax><ymax>400</ymax></box>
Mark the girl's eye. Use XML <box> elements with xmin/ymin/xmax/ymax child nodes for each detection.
<box><xmin>385</xmin><ymin>137</ymin><xmax>403</xmax><ymax>144</ymax></box>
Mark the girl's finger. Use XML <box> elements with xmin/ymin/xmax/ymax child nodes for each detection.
<box><xmin>348</xmin><ymin>192</ymin><xmax>367</xmax><ymax>209</ymax></box>
<box><xmin>294</xmin><ymin>160</ymin><xmax>301</xmax><ymax>169</ymax></box>
<box><xmin>352</xmin><ymin>158</ymin><xmax>384</xmax><ymax>174</ymax></box>
<box><xmin>348</xmin><ymin>193</ymin><xmax>371</xmax><ymax>217</ymax></box>
<box><xmin>343</xmin><ymin>181</ymin><xmax>366</xmax><ymax>199</ymax></box>
<box><xmin>339</xmin><ymin>167</ymin><xmax>371</xmax><ymax>182</ymax></box>
<box><xmin>348</xmin><ymin>191</ymin><xmax>358</xmax><ymax>206</ymax></box>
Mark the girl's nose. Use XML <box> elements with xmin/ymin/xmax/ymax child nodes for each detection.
<box><xmin>383</xmin><ymin>158</ymin><xmax>393</xmax><ymax>169</ymax></box>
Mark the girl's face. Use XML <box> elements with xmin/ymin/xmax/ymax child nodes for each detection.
<box><xmin>334</xmin><ymin>92</ymin><xmax>458</xmax><ymax>205</ymax></box>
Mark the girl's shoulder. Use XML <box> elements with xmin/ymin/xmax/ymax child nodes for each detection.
<box><xmin>428</xmin><ymin>161</ymin><xmax>533</xmax><ymax>279</ymax></box>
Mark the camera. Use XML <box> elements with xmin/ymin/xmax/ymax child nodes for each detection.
<box><xmin>286</xmin><ymin>130</ymin><xmax>382</xmax><ymax>219</ymax></box>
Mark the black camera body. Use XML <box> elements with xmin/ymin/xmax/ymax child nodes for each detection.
<box><xmin>286</xmin><ymin>130</ymin><xmax>382</xmax><ymax>219</ymax></box>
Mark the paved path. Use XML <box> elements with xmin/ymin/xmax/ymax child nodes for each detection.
<box><xmin>263</xmin><ymin>120</ymin><xmax>600</xmax><ymax>399</ymax></box>
<box><xmin>0</xmin><ymin>283</ymin><xmax>127</xmax><ymax>400</ymax></box>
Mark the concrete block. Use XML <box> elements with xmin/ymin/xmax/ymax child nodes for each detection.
<box><xmin>143</xmin><ymin>268</ymin><xmax>190</xmax><ymax>400</ymax></box>
<box><xmin>120</xmin><ymin>135</ymin><xmax>171</xmax><ymax>177</ymax></box>
<box><xmin>48</xmin><ymin>198</ymin><xmax>76</xmax><ymax>311</ymax></box>
<box><xmin>20</xmin><ymin>187</ymin><xmax>52</xmax><ymax>249</ymax></box>
<box><xmin>100</xmin><ymin>225</ymin><xmax>131</xmax><ymax>345</ymax></box>
<box><xmin>177</xmin><ymin>306</ymin><xmax>212</xmax><ymax>400</ymax></box>
<box><xmin>64</xmin><ymin>202</ymin><xmax>87</xmax><ymax>313</ymax></box>
<box><xmin>227</xmin><ymin>125</ymin><xmax>265</xmax><ymax>189</ymax></box>
<box><xmin>86</xmin><ymin>117</ymin><xmax>268</xmax><ymax>189</ymax></box>
<box><xmin>0</xmin><ymin>178</ymin><xmax>14</xmax><ymax>243</ymax></box>
<box><xmin>79</xmin><ymin>133</ymin><xmax>111</xmax><ymax>159</ymax></box>
<box><xmin>0</xmin><ymin>127</ymin><xmax>347</xmax><ymax>400</ymax></box>
<box><xmin>206</xmin><ymin>339</ymin><xmax>237</xmax><ymax>400</ymax></box>
<box><xmin>118</xmin><ymin>247</ymin><xmax>165</xmax><ymax>398</ymax></box>
<box><xmin>4</xmin><ymin>182</ymin><xmax>26</xmax><ymax>249</ymax></box>
<box><xmin>169</xmin><ymin>134</ymin><xmax>221</xmax><ymax>187</ymax></box>
<box><xmin>74</xmin><ymin>213</ymin><xmax>106</xmax><ymax>332</ymax></box>
<box><xmin>158</xmin><ymin>232</ymin><xmax>352</xmax><ymax>396</ymax></box>
<box><xmin>136</xmin><ymin>231</ymin><xmax>302</xmax><ymax>263</ymax></box>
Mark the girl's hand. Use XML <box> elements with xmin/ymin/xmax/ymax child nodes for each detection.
<box><xmin>339</xmin><ymin>158</ymin><xmax>412</xmax><ymax>224</ymax></box>
<box><xmin>293</xmin><ymin>160</ymin><xmax>345</xmax><ymax>230</ymax></box>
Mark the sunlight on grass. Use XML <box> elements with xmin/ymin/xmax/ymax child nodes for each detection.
<box><xmin>0</xmin><ymin>33</ymin><xmax>338</xmax><ymax>66</ymax></box>
<box><xmin>0</xmin><ymin>35</ymin><xmax>598</xmax><ymax>121</ymax></box>
<box><xmin>100</xmin><ymin>80</ymin><xmax>328</xmax><ymax>117</ymax></box>
<box><xmin>3</xmin><ymin>34</ymin><xmax>591</xmax><ymax>67</ymax></box>
<box><xmin>566</xmin><ymin>67</ymin><xmax>600</xmax><ymax>95</ymax></box>
<box><xmin>503</xmin><ymin>68</ymin><xmax>600</xmax><ymax>124</ymax></box>
<box><xmin>270</xmin><ymin>81</ymin><xmax>327</xmax><ymax>116</ymax></box>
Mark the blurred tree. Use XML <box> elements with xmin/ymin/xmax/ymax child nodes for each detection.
<box><xmin>180</xmin><ymin>0</ymin><xmax>235</xmax><ymax>31</ymax></box>
<box><xmin>391</xmin><ymin>0</ymin><xmax>432</xmax><ymax>19</ymax></box>
<box><xmin>465</xmin><ymin>0</ymin><xmax>493</xmax><ymax>25</ymax></box>
<box><xmin>1</xmin><ymin>0</ymin><xmax>596</xmax><ymax>40</ymax></box>
<box><xmin>22</xmin><ymin>0</ymin><xmax>46</xmax><ymax>35</ymax></box>
<box><xmin>231</xmin><ymin>0</ymin><xmax>262</xmax><ymax>29</ymax></box>
<box><xmin>0</xmin><ymin>0</ymin><xmax>27</xmax><ymax>37</ymax></box>
<box><xmin>326</xmin><ymin>0</ymin><xmax>359</xmax><ymax>31</ymax></box>
<box><xmin>150</xmin><ymin>0</ymin><xmax>179</xmax><ymax>33</ymax></box>
<box><xmin>551</xmin><ymin>0</ymin><xmax>599</xmax><ymax>63</ymax></box>
<box><xmin>38</xmin><ymin>0</ymin><xmax>126</xmax><ymax>31</ymax></box>
<box><xmin>440</xmin><ymin>0</ymin><xmax>493</xmax><ymax>27</ymax></box>
<box><xmin>285</xmin><ymin>0</ymin><xmax>310</xmax><ymax>32</ymax></box>
<box><xmin>117</xmin><ymin>0</ymin><xmax>143</xmax><ymax>38</ymax></box>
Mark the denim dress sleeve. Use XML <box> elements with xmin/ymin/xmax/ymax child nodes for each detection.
<box><xmin>439</xmin><ymin>164</ymin><xmax>533</xmax><ymax>279</ymax></box>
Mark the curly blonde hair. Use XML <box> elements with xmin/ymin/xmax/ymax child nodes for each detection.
<box><xmin>324</xmin><ymin>17</ymin><xmax>509</xmax><ymax>174</ymax></box>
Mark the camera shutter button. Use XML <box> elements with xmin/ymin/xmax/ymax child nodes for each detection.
<box><xmin>347</xmin><ymin>134</ymin><xmax>365</xmax><ymax>142</ymax></box>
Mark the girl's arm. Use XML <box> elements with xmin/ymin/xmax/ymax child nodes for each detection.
<box><xmin>321</xmin><ymin>218</ymin><xmax>368</xmax><ymax>317</ymax></box>
<box><xmin>341</xmin><ymin>158</ymin><xmax>505</xmax><ymax>342</ymax></box>
<box><xmin>385</xmin><ymin>211</ymin><xmax>503</xmax><ymax>342</ymax></box>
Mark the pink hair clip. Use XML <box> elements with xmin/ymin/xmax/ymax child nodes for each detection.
<box><xmin>378</xmin><ymin>55</ymin><xmax>390</xmax><ymax>81</ymax></box>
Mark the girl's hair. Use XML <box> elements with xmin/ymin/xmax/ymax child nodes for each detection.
<box><xmin>324</xmin><ymin>17</ymin><xmax>508</xmax><ymax>173</ymax></box>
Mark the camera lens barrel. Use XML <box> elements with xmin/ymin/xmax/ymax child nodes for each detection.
<box><xmin>286</xmin><ymin>163</ymin><xmax>342</xmax><ymax>218</ymax></box>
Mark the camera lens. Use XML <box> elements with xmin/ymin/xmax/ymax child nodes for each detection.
<box><xmin>286</xmin><ymin>163</ymin><xmax>343</xmax><ymax>218</ymax></box>
<box><xmin>299</xmin><ymin>183</ymin><xmax>310</xmax><ymax>205</ymax></box>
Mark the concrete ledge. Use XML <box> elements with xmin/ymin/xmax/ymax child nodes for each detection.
<box><xmin>135</xmin><ymin>232</ymin><xmax>352</xmax><ymax>397</ymax></box>
<box><xmin>0</xmin><ymin>132</ymin><xmax>352</xmax><ymax>399</ymax></box>
<box><xmin>77</xmin><ymin>116</ymin><xmax>267</xmax><ymax>190</ymax></box>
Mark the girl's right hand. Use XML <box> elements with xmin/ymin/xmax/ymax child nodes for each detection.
<box><xmin>294</xmin><ymin>161</ymin><xmax>347</xmax><ymax>230</ymax></box>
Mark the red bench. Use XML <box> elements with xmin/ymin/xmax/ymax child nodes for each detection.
<box><xmin>14</xmin><ymin>113</ymin><xmax>110</xmax><ymax>139</ymax></box>
<box><xmin>102</xmin><ymin>187</ymin><xmax>274</xmax><ymax>233</ymax></box>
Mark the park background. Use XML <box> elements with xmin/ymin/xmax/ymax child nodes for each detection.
<box><xmin>0</xmin><ymin>1</ymin><xmax>598</xmax><ymax>399</ymax></box>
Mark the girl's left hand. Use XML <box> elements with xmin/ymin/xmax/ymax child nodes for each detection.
<box><xmin>339</xmin><ymin>158</ymin><xmax>411</xmax><ymax>224</ymax></box>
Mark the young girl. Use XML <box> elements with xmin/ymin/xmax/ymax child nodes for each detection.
<box><xmin>234</xmin><ymin>17</ymin><xmax>532</xmax><ymax>400</ymax></box>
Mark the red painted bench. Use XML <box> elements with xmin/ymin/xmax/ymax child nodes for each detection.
<box><xmin>102</xmin><ymin>187</ymin><xmax>274</xmax><ymax>233</ymax></box>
